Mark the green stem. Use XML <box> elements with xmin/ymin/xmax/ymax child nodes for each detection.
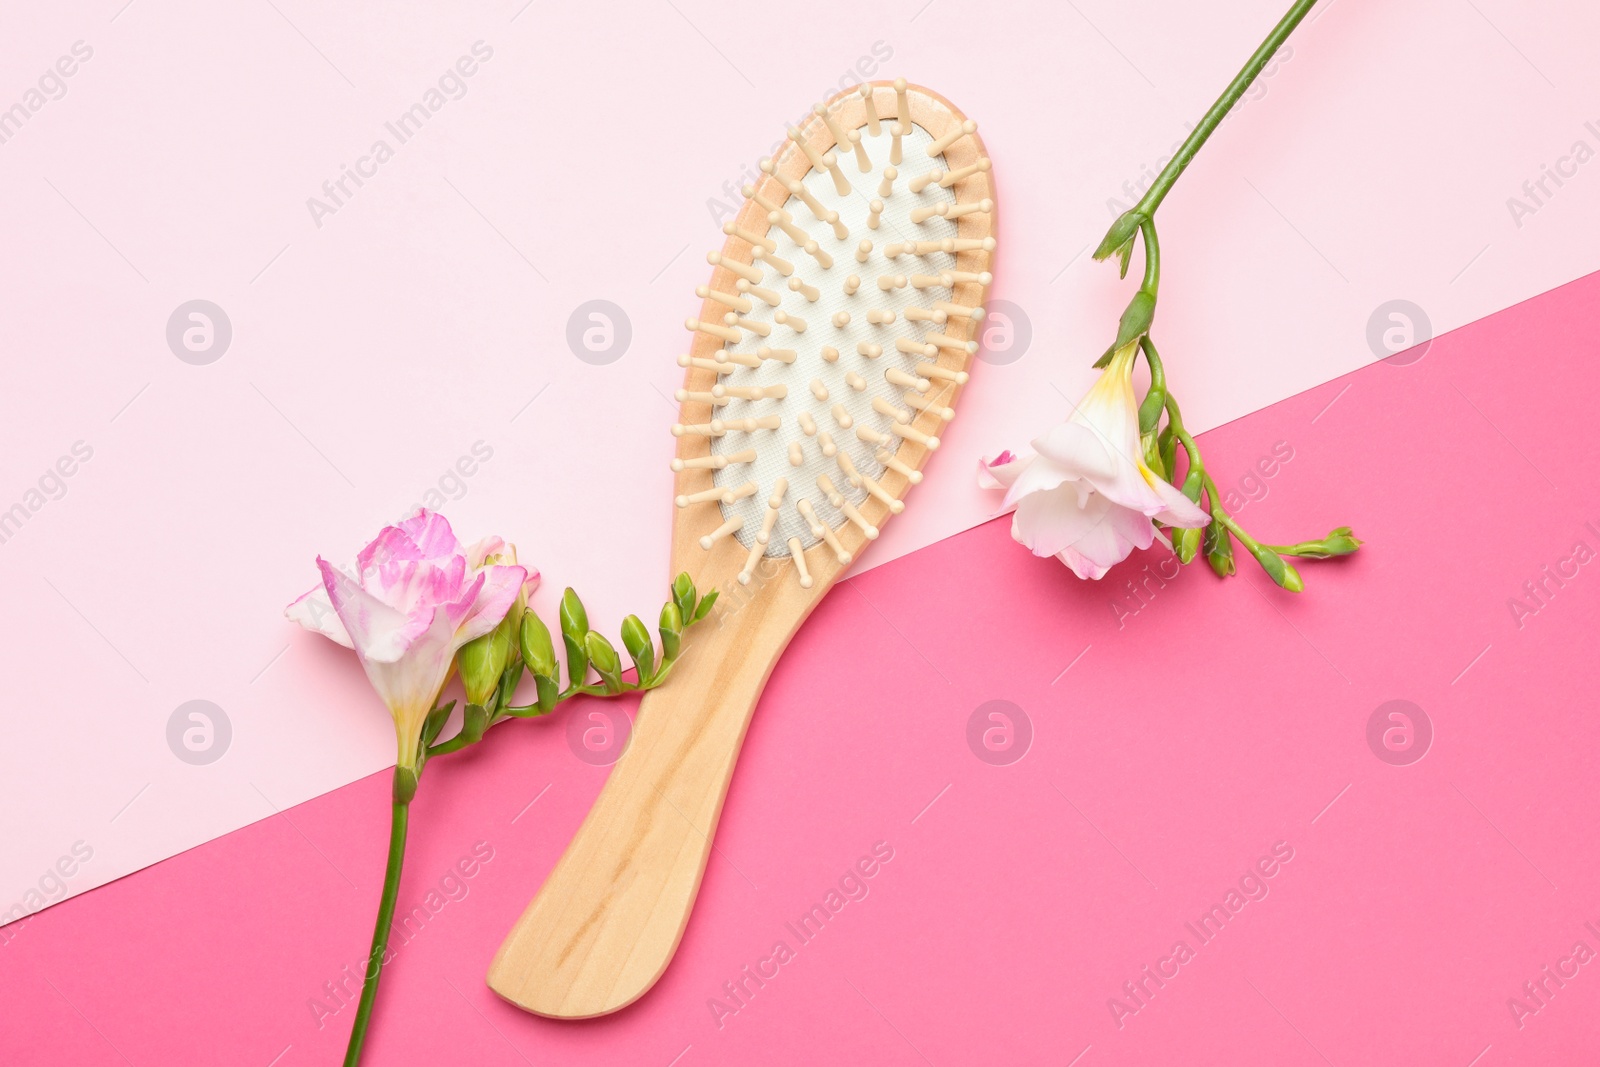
<box><xmin>1136</xmin><ymin>335</ymin><xmax>1168</xmax><ymax>434</ymax></box>
<box><xmin>1138</xmin><ymin>219</ymin><xmax>1160</xmax><ymax>296</ymax></box>
<box><xmin>1099</xmin><ymin>0</ymin><xmax>1319</xmax><ymax>340</ymax></box>
<box><xmin>426</xmin><ymin>662</ymin><xmax>687</xmax><ymax>758</ymax></box>
<box><xmin>1132</xmin><ymin>0</ymin><xmax>1319</xmax><ymax>219</ymax></box>
<box><xmin>343</xmin><ymin>773</ymin><xmax>411</xmax><ymax>1067</ymax></box>
<box><xmin>1162</xmin><ymin>393</ymin><xmax>1202</xmax><ymax>473</ymax></box>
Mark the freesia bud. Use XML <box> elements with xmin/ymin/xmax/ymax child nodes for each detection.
<box><xmin>671</xmin><ymin>573</ymin><xmax>697</xmax><ymax>628</ymax></box>
<box><xmin>1279</xmin><ymin>526</ymin><xmax>1363</xmax><ymax>559</ymax></box>
<box><xmin>1174</xmin><ymin>525</ymin><xmax>1201</xmax><ymax>564</ymax></box>
<box><xmin>1138</xmin><ymin>382</ymin><xmax>1167</xmax><ymax>437</ymax></box>
<box><xmin>1249</xmin><ymin>542</ymin><xmax>1304</xmax><ymax>592</ymax></box>
<box><xmin>659</xmin><ymin>602</ymin><xmax>684</xmax><ymax>661</ymax></box>
<box><xmin>559</xmin><ymin>588</ymin><xmax>590</xmax><ymax>686</ymax></box>
<box><xmin>585</xmin><ymin>632</ymin><xmax>624</xmax><ymax>693</ymax></box>
<box><xmin>1204</xmin><ymin>520</ymin><xmax>1235</xmax><ymax>577</ymax></box>
<box><xmin>621</xmin><ymin>614</ymin><xmax>655</xmax><ymax>681</ymax></box>
<box><xmin>1322</xmin><ymin>526</ymin><xmax>1362</xmax><ymax>555</ymax></box>
<box><xmin>458</xmin><ymin>618</ymin><xmax>513</xmax><ymax>708</ymax></box>
<box><xmin>519</xmin><ymin>611</ymin><xmax>557</xmax><ymax>678</ymax></box>
<box><xmin>1142</xmin><ymin>432</ymin><xmax>1166</xmax><ymax>479</ymax></box>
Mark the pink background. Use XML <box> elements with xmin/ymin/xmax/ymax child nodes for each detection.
<box><xmin>7</xmin><ymin>270</ymin><xmax>1599</xmax><ymax>1063</ymax></box>
<box><xmin>6</xmin><ymin>0</ymin><xmax>1600</xmax><ymax>924</ymax></box>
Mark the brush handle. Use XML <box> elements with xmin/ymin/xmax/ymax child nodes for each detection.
<box><xmin>487</xmin><ymin>570</ymin><xmax>819</xmax><ymax>1018</ymax></box>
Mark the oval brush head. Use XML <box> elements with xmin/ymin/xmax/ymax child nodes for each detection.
<box><xmin>489</xmin><ymin>79</ymin><xmax>995</xmax><ymax>1019</ymax></box>
<box><xmin>675</xmin><ymin>77</ymin><xmax>994</xmax><ymax>589</ymax></box>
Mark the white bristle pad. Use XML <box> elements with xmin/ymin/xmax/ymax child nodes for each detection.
<box><xmin>713</xmin><ymin>120</ymin><xmax>959</xmax><ymax>558</ymax></box>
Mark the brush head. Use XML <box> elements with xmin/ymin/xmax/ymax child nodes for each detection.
<box><xmin>673</xmin><ymin>81</ymin><xmax>995</xmax><ymax>590</ymax></box>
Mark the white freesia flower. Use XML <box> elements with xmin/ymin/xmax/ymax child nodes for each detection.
<box><xmin>978</xmin><ymin>343</ymin><xmax>1209</xmax><ymax>579</ymax></box>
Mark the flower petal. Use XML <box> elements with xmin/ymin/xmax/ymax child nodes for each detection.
<box><xmin>355</xmin><ymin>524</ymin><xmax>422</xmax><ymax>575</ymax></box>
<box><xmin>357</xmin><ymin>604</ymin><xmax>459</xmax><ymax>766</ymax></box>
<box><xmin>397</xmin><ymin>509</ymin><xmax>460</xmax><ymax>561</ymax></box>
<box><xmin>1032</xmin><ymin>420</ymin><xmax>1121</xmax><ymax>485</ymax></box>
<box><xmin>317</xmin><ymin>557</ymin><xmax>430</xmax><ymax>665</ymax></box>
<box><xmin>977</xmin><ymin>449</ymin><xmax>1028</xmax><ymax>492</ymax></box>
<box><xmin>1143</xmin><ymin>468</ymin><xmax>1211</xmax><ymax>527</ymax></box>
<box><xmin>1010</xmin><ymin>484</ymin><xmax>1109</xmax><ymax>558</ymax></box>
<box><xmin>1000</xmin><ymin>448</ymin><xmax>1087</xmax><ymax>512</ymax></box>
<box><xmin>1054</xmin><ymin>499</ymin><xmax>1156</xmax><ymax>579</ymax></box>
<box><xmin>464</xmin><ymin>535</ymin><xmax>509</xmax><ymax>568</ymax></box>
<box><xmin>452</xmin><ymin>565</ymin><xmax>527</xmax><ymax>645</ymax></box>
<box><xmin>285</xmin><ymin>585</ymin><xmax>353</xmax><ymax>649</ymax></box>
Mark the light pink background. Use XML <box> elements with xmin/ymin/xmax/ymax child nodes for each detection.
<box><xmin>7</xmin><ymin>271</ymin><xmax>1599</xmax><ymax>1063</ymax></box>
<box><xmin>5</xmin><ymin>0</ymin><xmax>1600</xmax><ymax>922</ymax></box>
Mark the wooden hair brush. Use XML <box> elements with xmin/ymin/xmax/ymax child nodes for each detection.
<box><xmin>488</xmin><ymin>78</ymin><xmax>995</xmax><ymax>1018</ymax></box>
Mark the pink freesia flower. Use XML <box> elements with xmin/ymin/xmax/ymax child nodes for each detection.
<box><xmin>286</xmin><ymin>510</ymin><xmax>536</xmax><ymax>769</ymax></box>
<box><xmin>978</xmin><ymin>343</ymin><xmax>1209</xmax><ymax>580</ymax></box>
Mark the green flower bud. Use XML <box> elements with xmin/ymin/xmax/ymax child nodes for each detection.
<box><xmin>621</xmin><ymin>614</ymin><xmax>655</xmax><ymax>681</ymax></box>
<box><xmin>1138</xmin><ymin>384</ymin><xmax>1167</xmax><ymax>437</ymax></box>
<box><xmin>519</xmin><ymin>611</ymin><xmax>557</xmax><ymax>678</ymax></box>
<box><xmin>1279</xmin><ymin>526</ymin><xmax>1363</xmax><ymax>559</ymax></box>
<box><xmin>658</xmin><ymin>601</ymin><xmax>683</xmax><ymax>662</ymax></box>
<box><xmin>1205</xmin><ymin>520</ymin><xmax>1235</xmax><ymax>578</ymax></box>
<box><xmin>559</xmin><ymin>588</ymin><xmax>589</xmax><ymax>686</ymax></box>
<box><xmin>559</xmin><ymin>587</ymin><xmax>589</xmax><ymax>635</ymax></box>
<box><xmin>585</xmin><ymin>631</ymin><xmax>623</xmax><ymax>693</ymax></box>
<box><xmin>1141</xmin><ymin>432</ymin><xmax>1166</xmax><ymax>479</ymax></box>
<box><xmin>1173</xmin><ymin>525</ymin><xmax>1202</xmax><ymax>564</ymax></box>
<box><xmin>671</xmin><ymin>573</ymin><xmax>697</xmax><ymax>627</ymax></box>
<box><xmin>534</xmin><ymin>673</ymin><xmax>560</xmax><ymax>713</ymax></box>
<box><xmin>458</xmin><ymin>616</ymin><xmax>513</xmax><ymax>707</ymax></box>
<box><xmin>1249</xmin><ymin>542</ymin><xmax>1304</xmax><ymax>592</ymax></box>
<box><xmin>1161</xmin><ymin>433</ymin><xmax>1181</xmax><ymax>485</ymax></box>
<box><xmin>1180</xmin><ymin>467</ymin><xmax>1204</xmax><ymax>503</ymax></box>
<box><xmin>1323</xmin><ymin>526</ymin><xmax>1362</xmax><ymax>555</ymax></box>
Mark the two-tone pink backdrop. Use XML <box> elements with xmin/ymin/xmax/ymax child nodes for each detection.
<box><xmin>9</xmin><ymin>271</ymin><xmax>1600</xmax><ymax>1062</ymax></box>
<box><xmin>4</xmin><ymin>0</ymin><xmax>1600</xmax><ymax>1062</ymax></box>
